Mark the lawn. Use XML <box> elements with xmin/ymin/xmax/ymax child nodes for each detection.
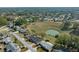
<box><xmin>27</xmin><ymin>21</ymin><xmax>62</xmax><ymax>34</ymax></box>
<box><xmin>37</xmin><ymin>47</ymin><xmax>45</xmax><ymax>52</ymax></box>
<box><xmin>26</xmin><ymin>21</ymin><xmax>62</xmax><ymax>44</ymax></box>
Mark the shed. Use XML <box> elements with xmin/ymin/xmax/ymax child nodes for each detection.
<box><xmin>39</xmin><ymin>41</ymin><xmax>54</xmax><ymax>52</ymax></box>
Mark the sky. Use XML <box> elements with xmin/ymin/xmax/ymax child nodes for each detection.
<box><xmin>0</xmin><ymin>0</ymin><xmax>78</xmax><ymax>7</ymax></box>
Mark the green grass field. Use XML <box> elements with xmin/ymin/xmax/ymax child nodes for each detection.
<box><xmin>27</xmin><ymin>21</ymin><xmax>63</xmax><ymax>44</ymax></box>
<box><xmin>27</xmin><ymin>21</ymin><xmax>62</xmax><ymax>34</ymax></box>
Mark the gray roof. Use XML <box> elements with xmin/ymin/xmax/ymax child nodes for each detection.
<box><xmin>16</xmin><ymin>26</ymin><xmax>21</xmax><ymax>30</ymax></box>
<box><xmin>26</xmin><ymin>35</ymin><xmax>42</xmax><ymax>44</ymax></box>
<box><xmin>16</xmin><ymin>26</ymin><xmax>26</xmax><ymax>33</ymax></box>
<box><xmin>53</xmin><ymin>49</ymin><xmax>63</xmax><ymax>52</ymax></box>
<box><xmin>40</xmin><ymin>41</ymin><xmax>54</xmax><ymax>51</ymax></box>
<box><xmin>8</xmin><ymin>22</ymin><xmax>14</xmax><ymax>28</ymax></box>
<box><xmin>3</xmin><ymin>37</ymin><xmax>11</xmax><ymax>44</ymax></box>
<box><xmin>6</xmin><ymin>43</ymin><xmax>20</xmax><ymax>52</ymax></box>
<box><xmin>19</xmin><ymin>28</ymin><xmax>26</xmax><ymax>33</ymax></box>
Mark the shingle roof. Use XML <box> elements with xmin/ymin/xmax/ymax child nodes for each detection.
<box><xmin>6</xmin><ymin>43</ymin><xmax>20</xmax><ymax>52</ymax></box>
<box><xmin>26</xmin><ymin>35</ymin><xmax>42</xmax><ymax>44</ymax></box>
<box><xmin>3</xmin><ymin>37</ymin><xmax>11</xmax><ymax>44</ymax></box>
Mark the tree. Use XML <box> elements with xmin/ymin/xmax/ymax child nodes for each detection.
<box><xmin>55</xmin><ymin>32</ymin><xmax>79</xmax><ymax>51</ymax></box>
<box><xmin>73</xmin><ymin>22</ymin><xmax>79</xmax><ymax>29</ymax></box>
<box><xmin>71</xmin><ymin>22</ymin><xmax>79</xmax><ymax>36</ymax></box>
<box><xmin>61</xmin><ymin>21</ymin><xmax>71</xmax><ymax>30</ymax></box>
<box><xmin>31</xmin><ymin>16</ymin><xmax>39</xmax><ymax>22</ymax></box>
<box><xmin>15</xmin><ymin>18</ymin><xmax>27</xmax><ymax>26</ymax></box>
<box><xmin>56</xmin><ymin>33</ymin><xmax>71</xmax><ymax>46</ymax></box>
<box><xmin>0</xmin><ymin>17</ymin><xmax>8</xmax><ymax>26</ymax></box>
<box><xmin>54</xmin><ymin>33</ymin><xmax>71</xmax><ymax>50</ymax></box>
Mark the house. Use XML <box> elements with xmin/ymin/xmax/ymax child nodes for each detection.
<box><xmin>8</xmin><ymin>22</ymin><xmax>14</xmax><ymax>28</ymax></box>
<box><xmin>7</xmin><ymin>15</ymin><xmax>16</xmax><ymax>21</ymax></box>
<box><xmin>19</xmin><ymin>28</ymin><xmax>26</xmax><ymax>33</ymax></box>
<box><xmin>71</xmin><ymin>26</ymin><xmax>79</xmax><ymax>36</ymax></box>
<box><xmin>6</xmin><ymin>43</ymin><xmax>21</xmax><ymax>52</ymax></box>
<box><xmin>3</xmin><ymin>37</ymin><xmax>21</xmax><ymax>52</ymax></box>
<box><xmin>39</xmin><ymin>41</ymin><xmax>54</xmax><ymax>52</ymax></box>
<box><xmin>3</xmin><ymin>37</ymin><xmax>11</xmax><ymax>44</ymax></box>
<box><xmin>15</xmin><ymin>26</ymin><xmax>26</xmax><ymax>33</ymax></box>
<box><xmin>15</xmin><ymin>26</ymin><xmax>20</xmax><ymax>31</ymax></box>
<box><xmin>43</xmin><ymin>17</ymin><xmax>54</xmax><ymax>22</ymax></box>
<box><xmin>25</xmin><ymin>35</ymin><xmax>42</xmax><ymax>44</ymax></box>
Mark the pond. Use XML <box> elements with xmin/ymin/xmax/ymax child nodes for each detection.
<box><xmin>46</xmin><ymin>29</ymin><xmax>59</xmax><ymax>37</ymax></box>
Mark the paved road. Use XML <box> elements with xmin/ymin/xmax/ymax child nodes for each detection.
<box><xmin>0</xmin><ymin>26</ymin><xmax>6</xmax><ymax>29</ymax></box>
<box><xmin>10</xmin><ymin>32</ymin><xmax>36</xmax><ymax>52</ymax></box>
<box><xmin>0</xmin><ymin>26</ymin><xmax>9</xmax><ymax>32</ymax></box>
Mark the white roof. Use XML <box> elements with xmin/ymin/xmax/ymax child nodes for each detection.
<box><xmin>40</xmin><ymin>41</ymin><xmax>54</xmax><ymax>51</ymax></box>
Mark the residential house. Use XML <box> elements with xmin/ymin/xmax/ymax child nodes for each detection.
<box><xmin>15</xmin><ymin>26</ymin><xmax>26</xmax><ymax>33</ymax></box>
<box><xmin>6</xmin><ymin>43</ymin><xmax>21</xmax><ymax>52</ymax></box>
<box><xmin>25</xmin><ymin>35</ymin><xmax>42</xmax><ymax>45</ymax></box>
<box><xmin>3</xmin><ymin>37</ymin><xmax>21</xmax><ymax>52</ymax></box>
<box><xmin>71</xmin><ymin>26</ymin><xmax>79</xmax><ymax>36</ymax></box>
<box><xmin>3</xmin><ymin>37</ymin><xmax>11</xmax><ymax>44</ymax></box>
<box><xmin>8</xmin><ymin>22</ymin><xmax>14</xmax><ymax>28</ymax></box>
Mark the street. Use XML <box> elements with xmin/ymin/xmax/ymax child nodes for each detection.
<box><xmin>10</xmin><ymin>32</ymin><xmax>37</xmax><ymax>52</ymax></box>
